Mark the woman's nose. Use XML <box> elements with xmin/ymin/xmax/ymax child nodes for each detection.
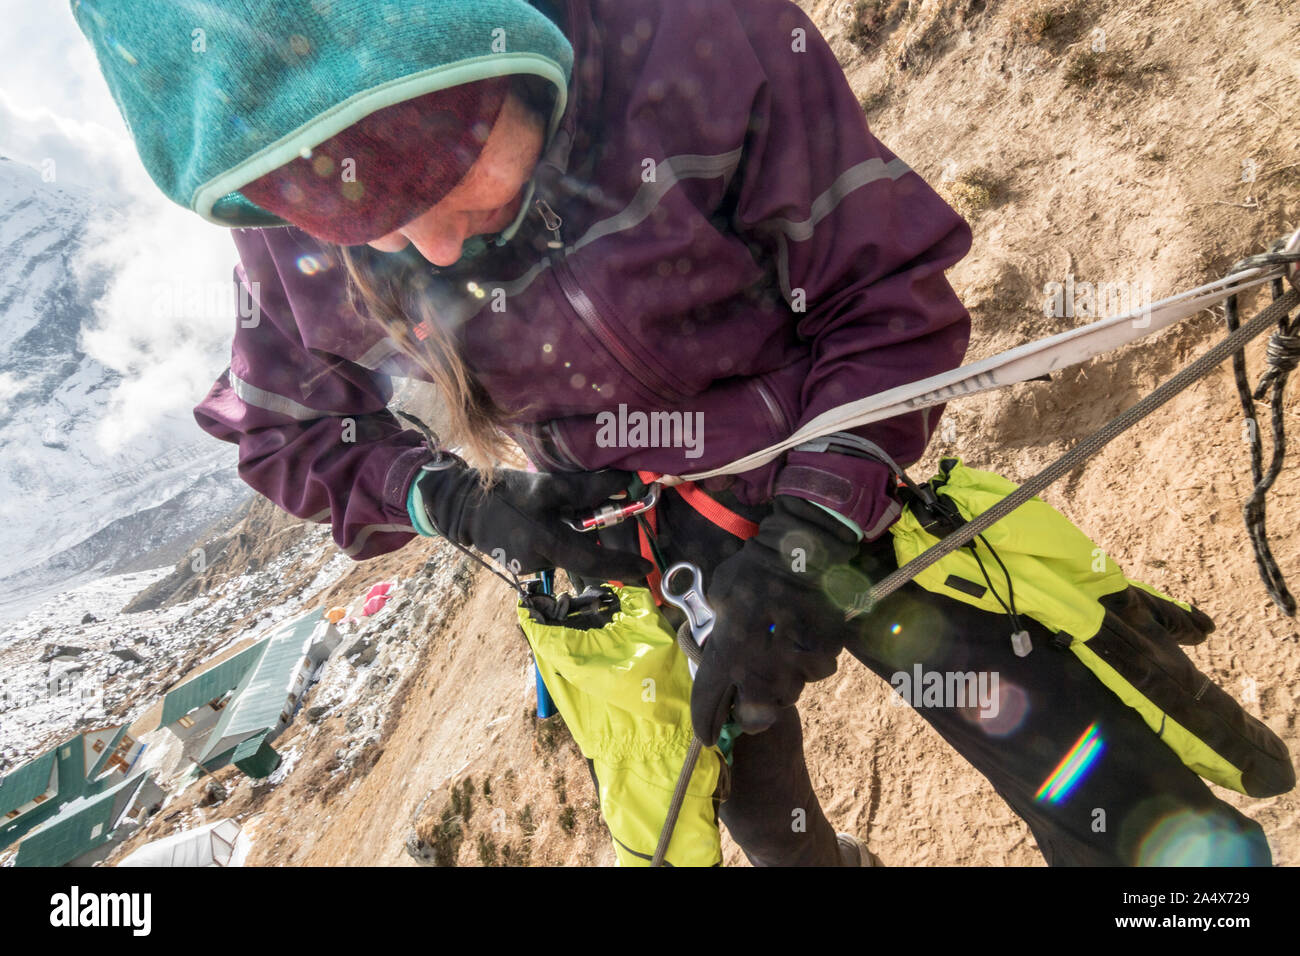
<box><xmin>402</xmin><ymin>211</ymin><xmax>470</xmax><ymax>267</ymax></box>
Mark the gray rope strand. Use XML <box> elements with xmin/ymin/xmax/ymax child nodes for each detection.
<box><xmin>651</xmin><ymin>733</ymin><xmax>704</xmax><ymax>867</ymax></box>
<box><xmin>847</xmin><ymin>287</ymin><xmax>1299</xmax><ymax>619</ymax></box>
<box><xmin>652</xmin><ymin>620</ymin><xmax>710</xmax><ymax>867</ymax></box>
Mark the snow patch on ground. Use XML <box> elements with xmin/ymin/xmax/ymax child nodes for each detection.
<box><xmin>0</xmin><ymin>523</ymin><xmax>352</xmax><ymax>772</ymax></box>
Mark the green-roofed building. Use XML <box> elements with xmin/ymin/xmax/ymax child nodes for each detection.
<box><xmin>198</xmin><ymin>613</ymin><xmax>325</xmax><ymax>777</ymax></box>
<box><xmin>1</xmin><ymin>725</ymin><xmax>143</xmax><ymax>852</ymax></box>
<box><xmin>232</xmin><ymin>732</ymin><xmax>281</xmax><ymax>778</ymax></box>
<box><xmin>0</xmin><ymin>750</ymin><xmax>58</xmax><ymax>849</ymax></box>
<box><xmin>13</xmin><ymin>771</ymin><xmax>165</xmax><ymax>868</ymax></box>
<box><xmin>160</xmin><ymin>639</ymin><xmax>269</xmax><ymax>760</ymax></box>
<box><xmin>161</xmin><ymin>639</ymin><xmax>268</xmax><ymax>726</ymax></box>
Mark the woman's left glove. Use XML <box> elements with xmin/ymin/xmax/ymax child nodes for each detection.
<box><xmin>690</xmin><ymin>495</ymin><xmax>863</xmax><ymax>745</ymax></box>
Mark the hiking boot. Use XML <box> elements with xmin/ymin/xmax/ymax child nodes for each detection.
<box><xmin>836</xmin><ymin>832</ymin><xmax>882</xmax><ymax>867</ymax></box>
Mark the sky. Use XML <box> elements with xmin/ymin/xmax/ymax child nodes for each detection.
<box><xmin>0</xmin><ymin>1</ymin><xmax>243</xmax><ymax>450</ymax></box>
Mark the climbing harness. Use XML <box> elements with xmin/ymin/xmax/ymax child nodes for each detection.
<box><xmin>564</xmin><ymin>232</ymin><xmax>1300</xmax><ymax>618</ymax></box>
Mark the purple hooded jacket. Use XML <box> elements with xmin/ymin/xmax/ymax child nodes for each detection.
<box><xmin>193</xmin><ymin>0</ymin><xmax>972</xmax><ymax>561</ymax></box>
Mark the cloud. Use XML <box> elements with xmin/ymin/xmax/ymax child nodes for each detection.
<box><xmin>74</xmin><ymin>195</ymin><xmax>240</xmax><ymax>452</ymax></box>
<box><xmin>0</xmin><ymin>88</ymin><xmax>152</xmax><ymax>202</ymax></box>
<box><xmin>0</xmin><ymin>9</ymin><xmax>255</xmax><ymax>455</ymax></box>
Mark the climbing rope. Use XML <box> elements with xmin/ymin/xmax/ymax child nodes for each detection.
<box><xmin>652</xmin><ymin>734</ymin><xmax>704</xmax><ymax>867</ymax></box>
<box><xmin>847</xmin><ymin>285</ymin><xmax>1300</xmax><ymax>619</ymax></box>
<box><xmin>1223</xmin><ymin>237</ymin><xmax>1300</xmax><ymax>615</ymax></box>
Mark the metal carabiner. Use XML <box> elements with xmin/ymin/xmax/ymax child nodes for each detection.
<box><xmin>659</xmin><ymin>562</ymin><xmax>715</xmax><ymax>674</ymax></box>
<box><xmin>562</xmin><ymin>482</ymin><xmax>661</xmax><ymax>532</ymax></box>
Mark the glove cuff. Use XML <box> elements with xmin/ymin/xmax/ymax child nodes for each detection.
<box><xmin>407</xmin><ymin>455</ymin><xmax>473</xmax><ymax>541</ymax></box>
<box><xmin>407</xmin><ymin>473</ymin><xmax>442</xmax><ymax>537</ymax></box>
<box><xmin>807</xmin><ymin>501</ymin><xmax>865</xmax><ymax>541</ymax></box>
<box><xmin>772</xmin><ymin>495</ymin><xmax>864</xmax><ymax>549</ymax></box>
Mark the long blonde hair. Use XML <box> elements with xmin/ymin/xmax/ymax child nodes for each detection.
<box><xmin>335</xmin><ymin>74</ymin><xmax>556</xmax><ymax>484</ymax></box>
<box><xmin>337</xmin><ymin>243</ymin><xmax>527</xmax><ymax>482</ymax></box>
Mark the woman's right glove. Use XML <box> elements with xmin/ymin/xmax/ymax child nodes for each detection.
<box><xmin>690</xmin><ymin>495</ymin><xmax>863</xmax><ymax>745</ymax></box>
<box><xmin>408</xmin><ymin>457</ymin><xmax>653</xmax><ymax>581</ymax></box>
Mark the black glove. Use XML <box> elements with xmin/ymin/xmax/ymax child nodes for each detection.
<box><xmin>690</xmin><ymin>495</ymin><xmax>863</xmax><ymax>744</ymax></box>
<box><xmin>413</xmin><ymin>460</ymin><xmax>653</xmax><ymax>581</ymax></box>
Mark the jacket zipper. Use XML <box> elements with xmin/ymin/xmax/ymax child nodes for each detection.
<box><xmin>534</xmin><ymin>198</ymin><xmax>789</xmax><ymax>454</ymax></box>
<box><xmin>533</xmin><ymin>197</ymin><xmax>686</xmax><ymax>408</ymax></box>
<box><xmin>544</xmin><ymin>236</ymin><xmax>688</xmax><ymax>406</ymax></box>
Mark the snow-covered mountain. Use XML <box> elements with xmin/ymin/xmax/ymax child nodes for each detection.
<box><xmin>0</xmin><ymin>156</ymin><xmax>248</xmax><ymax>618</ymax></box>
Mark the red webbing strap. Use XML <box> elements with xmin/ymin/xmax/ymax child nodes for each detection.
<box><xmin>672</xmin><ymin>482</ymin><xmax>760</xmax><ymax>540</ymax></box>
<box><xmin>638</xmin><ymin>505</ymin><xmax>663</xmax><ymax>605</ymax></box>
<box><xmin>626</xmin><ymin>470</ymin><xmax>759</xmax><ymax>604</ymax></box>
<box><xmin>636</xmin><ymin>469</ymin><xmax>759</xmax><ymax>539</ymax></box>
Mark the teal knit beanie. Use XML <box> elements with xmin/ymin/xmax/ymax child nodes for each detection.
<box><xmin>70</xmin><ymin>0</ymin><xmax>574</xmax><ymax>230</ymax></box>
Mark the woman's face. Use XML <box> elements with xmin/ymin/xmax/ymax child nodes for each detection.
<box><xmin>365</xmin><ymin>90</ymin><xmax>547</xmax><ymax>266</ymax></box>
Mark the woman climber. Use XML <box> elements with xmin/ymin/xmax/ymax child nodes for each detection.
<box><xmin>74</xmin><ymin>0</ymin><xmax>1285</xmax><ymax>865</ymax></box>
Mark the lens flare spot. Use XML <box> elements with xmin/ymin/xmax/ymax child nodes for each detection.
<box><xmin>296</xmin><ymin>255</ymin><xmax>324</xmax><ymax>276</ymax></box>
<box><xmin>1136</xmin><ymin>810</ymin><xmax>1262</xmax><ymax>866</ymax></box>
<box><xmin>890</xmin><ymin>623</ymin><xmax>901</xmax><ymax>634</ymax></box>
<box><xmin>961</xmin><ymin>678</ymin><xmax>1029</xmax><ymax>737</ymax></box>
<box><xmin>1035</xmin><ymin>722</ymin><xmax>1104</xmax><ymax>803</ymax></box>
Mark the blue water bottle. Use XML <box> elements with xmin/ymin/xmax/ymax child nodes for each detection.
<box><xmin>534</xmin><ymin>569</ymin><xmax>558</xmax><ymax>719</ymax></box>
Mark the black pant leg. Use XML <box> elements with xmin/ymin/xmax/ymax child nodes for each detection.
<box><xmin>843</xmin><ymin>541</ymin><xmax>1272</xmax><ymax>866</ymax></box>
<box><xmin>717</xmin><ymin>705</ymin><xmax>843</xmax><ymax>866</ymax></box>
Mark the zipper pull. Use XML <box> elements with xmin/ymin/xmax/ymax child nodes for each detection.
<box><xmin>534</xmin><ymin>199</ymin><xmax>564</xmax><ymax>249</ymax></box>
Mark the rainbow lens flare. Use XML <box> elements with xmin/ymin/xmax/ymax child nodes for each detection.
<box><xmin>1035</xmin><ymin>722</ymin><xmax>1104</xmax><ymax>803</ymax></box>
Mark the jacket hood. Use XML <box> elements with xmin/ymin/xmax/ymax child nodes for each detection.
<box><xmin>71</xmin><ymin>0</ymin><xmax>574</xmax><ymax>231</ymax></box>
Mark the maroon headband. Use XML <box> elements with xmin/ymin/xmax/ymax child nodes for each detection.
<box><xmin>239</xmin><ymin>77</ymin><xmax>511</xmax><ymax>245</ymax></box>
